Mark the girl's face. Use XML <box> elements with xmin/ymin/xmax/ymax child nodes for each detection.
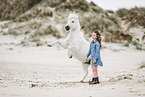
<box><xmin>92</xmin><ymin>32</ymin><xmax>97</xmax><ymax>40</ymax></box>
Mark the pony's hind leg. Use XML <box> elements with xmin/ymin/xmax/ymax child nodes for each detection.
<box><xmin>81</xmin><ymin>63</ymin><xmax>90</xmax><ymax>82</ymax></box>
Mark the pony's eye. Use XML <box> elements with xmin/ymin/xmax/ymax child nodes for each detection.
<box><xmin>72</xmin><ymin>21</ymin><xmax>74</xmax><ymax>23</ymax></box>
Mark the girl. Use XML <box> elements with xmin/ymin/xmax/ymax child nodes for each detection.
<box><xmin>85</xmin><ymin>30</ymin><xmax>103</xmax><ymax>85</ymax></box>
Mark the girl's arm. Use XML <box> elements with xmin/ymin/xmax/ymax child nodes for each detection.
<box><xmin>87</xmin><ymin>44</ymin><xmax>91</xmax><ymax>58</ymax></box>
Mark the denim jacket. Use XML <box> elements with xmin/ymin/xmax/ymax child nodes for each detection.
<box><xmin>87</xmin><ymin>40</ymin><xmax>103</xmax><ymax>66</ymax></box>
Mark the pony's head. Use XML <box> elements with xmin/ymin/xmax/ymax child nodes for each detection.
<box><xmin>65</xmin><ymin>12</ymin><xmax>81</xmax><ymax>31</ymax></box>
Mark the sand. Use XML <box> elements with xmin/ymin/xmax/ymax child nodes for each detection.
<box><xmin>0</xmin><ymin>35</ymin><xmax>145</xmax><ymax>97</ymax></box>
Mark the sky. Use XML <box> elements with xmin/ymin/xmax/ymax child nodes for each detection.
<box><xmin>86</xmin><ymin>0</ymin><xmax>145</xmax><ymax>11</ymax></box>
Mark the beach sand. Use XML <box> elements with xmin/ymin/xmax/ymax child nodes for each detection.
<box><xmin>0</xmin><ymin>35</ymin><xmax>145</xmax><ymax>97</ymax></box>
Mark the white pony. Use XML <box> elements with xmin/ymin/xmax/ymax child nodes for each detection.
<box><xmin>48</xmin><ymin>12</ymin><xmax>91</xmax><ymax>82</ymax></box>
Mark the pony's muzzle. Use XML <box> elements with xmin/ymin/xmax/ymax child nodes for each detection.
<box><xmin>65</xmin><ymin>25</ymin><xmax>70</xmax><ymax>31</ymax></box>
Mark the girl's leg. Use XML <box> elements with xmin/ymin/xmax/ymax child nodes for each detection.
<box><xmin>89</xmin><ymin>65</ymin><xmax>100</xmax><ymax>85</ymax></box>
<box><xmin>92</xmin><ymin>66</ymin><xmax>98</xmax><ymax>78</ymax></box>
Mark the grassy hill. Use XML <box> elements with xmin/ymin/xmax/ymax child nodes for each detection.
<box><xmin>0</xmin><ymin>0</ymin><xmax>144</xmax><ymax>49</ymax></box>
<box><xmin>116</xmin><ymin>7</ymin><xmax>145</xmax><ymax>31</ymax></box>
<box><xmin>0</xmin><ymin>0</ymin><xmax>42</xmax><ymax>20</ymax></box>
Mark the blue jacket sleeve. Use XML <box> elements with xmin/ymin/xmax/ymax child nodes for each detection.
<box><xmin>87</xmin><ymin>43</ymin><xmax>91</xmax><ymax>58</ymax></box>
<box><xmin>94</xmin><ymin>42</ymin><xmax>100</xmax><ymax>60</ymax></box>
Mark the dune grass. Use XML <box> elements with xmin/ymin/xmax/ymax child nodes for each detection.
<box><xmin>116</xmin><ymin>7</ymin><xmax>145</xmax><ymax>31</ymax></box>
<box><xmin>0</xmin><ymin>0</ymin><xmax>144</xmax><ymax>48</ymax></box>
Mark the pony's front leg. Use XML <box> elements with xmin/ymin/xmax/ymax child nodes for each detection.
<box><xmin>47</xmin><ymin>40</ymin><xmax>61</xmax><ymax>47</ymax></box>
<box><xmin>47</xmin><ymin>40</ymin><xmax>69</xmax><ymax>49</ymax></box>
<box><xmin>68</xmin><ymin>47</ymin><xmax>73</xmax><ymax>58</ymax></box>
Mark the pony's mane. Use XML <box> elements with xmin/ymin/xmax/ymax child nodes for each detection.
<box><xmin>68</xmin><ymin>12</ymin><xmax>79</xmax><ymax>20</ymax></box>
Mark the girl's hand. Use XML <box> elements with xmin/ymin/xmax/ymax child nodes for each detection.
<box><xmin>85</xmin><ymin>57</ymin><xmax>88</xmax><ymax>61</ymax></box>
<box><xmin>93</xmin><ymin>60</ymin><xmax>96</xmax><ymax>64</ymax></box>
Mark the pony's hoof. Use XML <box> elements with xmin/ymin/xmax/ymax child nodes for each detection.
<box><xmin>47</xmin><ymin>44</ymin><xmax>52</xmax><ymax>47</ymax></box>
<box><xmin>69</xmin><ymin>55</ymin><xmax>73</xmax><ymax>59</ymax></box>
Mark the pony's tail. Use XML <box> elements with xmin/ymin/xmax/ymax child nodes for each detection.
<box><xmin>94</xmin><ymin>30</ymin><xmax>102</xmax><ymax>48</ymax></box>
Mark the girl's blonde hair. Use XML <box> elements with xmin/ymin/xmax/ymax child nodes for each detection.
<box><xmin>94</xmin><ymin>30</ymin><xmax>102</xmax><ymax>48</ymax></box>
